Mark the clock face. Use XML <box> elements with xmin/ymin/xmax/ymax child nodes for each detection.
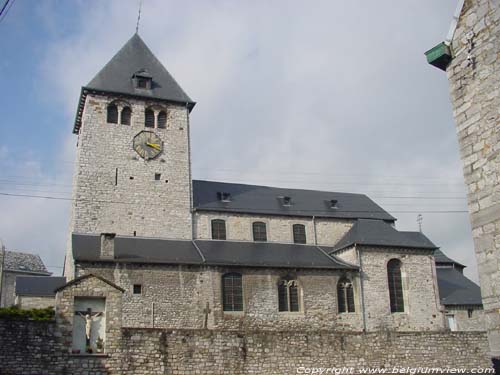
<box><xmin>133</xmin><ymin>131</ymin><xmax>163</xmax><ymax>160</ymax></box>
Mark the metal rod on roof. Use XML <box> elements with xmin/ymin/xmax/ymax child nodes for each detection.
<box><xmin>135</xmin><ymin>0</ymin><xmax>143</xmax><ymax>34</ymax></box>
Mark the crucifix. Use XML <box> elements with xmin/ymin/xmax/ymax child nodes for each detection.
<box><xmin>75</xmin><ymin>307</ymin><xmax>103</xmax><ymax>348</ymax></box>
<box><xmin>203</xmin><ymin>302</ymin><xmax>211</xmax><ymax>329</ymax></box>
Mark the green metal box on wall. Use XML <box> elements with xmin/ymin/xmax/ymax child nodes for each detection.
<box><xmin>425</xmin><ymin>42</ymin><xmax>452</xmax><ymax>71</ymax></box>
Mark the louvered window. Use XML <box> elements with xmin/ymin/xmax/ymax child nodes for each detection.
<box><xmin>278</xmin><ymin>279</ymin><xmax>299</xmax><ymax>312</ymax></box>
<box><xmin>222</xmin><ymin>273</ymin><xmax>243</xmax><ymax>311</ymax></box>
<box><xmin>292</xmin><ymin>224</ymin><xmax>306</xmax><ymax>244</ymax></box>
<box><xmin>252</xmin><ymin>222</ymin><xmax>267</xmax><ymax>242</ymax></box>
<box><xmin>157</xmin><ymin>111</ymin><xmax>167</xmax><ymax>129</ymax></box>
<box><xmin>387</xmin><ymin>259</ymin><xmax>404</xmax><ymax>313</ymax></box>
<box><xmin>211</xmin><ymin>219</ymin><xmax>226</xmax><ymax>240</ymax></box>
<box><xmin>107</xmin><ymin>104</ymin><xmax>118</xmax><ymax>124</ymax></box>
<box><xmin>145</xmin><ymin>109</ymin><xmax>155</xmax><ymax>128</ymax></box>
<box><xmin>121</xmin><ymin>107</ymin><xmax>131</xmax><ymax>125</ymax></box>
<box><xmin>337</xmin><ymin>277</ymin><xmax>355</xmax><ymax>313</ymax></box>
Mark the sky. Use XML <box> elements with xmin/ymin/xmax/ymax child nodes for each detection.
<box><xmin>0</xmin><ymin>1</ymin><xmax>478</xmax><ymax>281</ymax></box>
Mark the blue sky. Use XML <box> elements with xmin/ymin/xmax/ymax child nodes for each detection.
<box><xmin>0</xmin><ymin>1</ymin><xmax>477</xmax><ymax>280</ymax></box>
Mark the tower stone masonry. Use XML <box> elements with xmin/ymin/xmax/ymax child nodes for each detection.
<box><xmin>434</xmin><ymin>0</ymin><xmax>500</xmax><ymax>359</ymax></box>
<box><xmin>64</xmin><ymin>34</ymin><xmax>195</xmax><ymax>278</ymax></box>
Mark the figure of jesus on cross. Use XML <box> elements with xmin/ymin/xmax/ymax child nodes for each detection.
<box><xmin>75</xmin><ymin>307</ymin><xmax>103</xmax><ymax>350</ymax></box>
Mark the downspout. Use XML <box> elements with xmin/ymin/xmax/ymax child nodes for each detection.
<box><xmin>356</xmin><ymin>244</ymin><xmax>367</xmax><ymax>332</ymax></box>
<box><xmin>0</xmin><ymin>239</ymin><xmax>5</xmax><ymax>308</ymax></box>
<box><xmin>186</xmin><ymin>102</ymin><xmax>195</xmax><ymax>241</ymax></box>
<box><xmin>312</xmin><ymin>216</ymin><xmax>318</xmax><ymax>245</ymax></box>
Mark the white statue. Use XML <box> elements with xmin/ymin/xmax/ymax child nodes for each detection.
<box><xmin>77</xmin><ymin>311</ymin><xmax>102</xmax><ymax>340</ymax></box>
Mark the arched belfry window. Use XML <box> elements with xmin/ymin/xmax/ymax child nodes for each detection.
<box><xmin>387</xmin><ymin>259</ymin><xmax>404</xmax><ymax>313</ymax></box>
<box><xmin>278</xmin><ymin>278</ymin><xmax>300</xmax><ymax>312</ymax></box>
<box><xmin>211</xmin><ymin>219</ymin><xmax>226</xmax><ymax>240</ymax></box>
<box><xmin>157</xmin><ymin>111</ymin><xmax>167</xmax><ymax>129</ymax></box>
<box><xmin>337</xmin><ymin>277</ymin><xmax>355</xmax><ymax>313</ymax></box>
<box><xmin>145</xmin><ymin>108</ymin><xmax>155</xmax><ymax>128</ymax></box>
<box><xmin>107</xmin><ymin>104</ymin><xmax>118</xmax><ymax>124</ymax></box>
<box><xmin>222</xmin><ymin>273</ymin><xmax>243</xmax><ymax>311</ymax></box>
<box><xmin>121</xmin><ymin>107</ymin><xmax>131</xmax><ymax>125</ymax></box>
<box><xmin>292</xmin><ymin>224</ymin><xmax>306</xmax><ymax>244</ymax></box>
<box><xmin>252</xmin><ymin>222</ymin><xmax>267</xmax><ymax>242</ymax></box>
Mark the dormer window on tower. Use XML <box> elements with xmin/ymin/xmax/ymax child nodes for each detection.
<box><xmin>132</xmin><ymin>69</ymin><xmax>153</xmax><ymax>90</ymax></box>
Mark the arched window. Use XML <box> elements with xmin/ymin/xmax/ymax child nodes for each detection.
<box><xmin>157</xmin><ymin>111</ymin><xmax>167</xmax><ymax>129</ymax></box>
<box><xmin>222</xmin><ymin>273</ymin><xmax>243</xmax><ymax>311</ymax></box>
<box><xmin>292</xmin><ymin>224</ymin><xmax>306</xmax><ymax>244</ymax></box>
<box><xmin>211</xmin><ymin>219</ymin><xmax>226</xmax><ymax>240</ymax></box>
<box><xmin>107</xmin><ymin>104</ymin><xmax>118</xmax><ymax>124</ymax></box>
<box><xmin>387</xmin><ymin>259</ymin><xmax>404</xmax><ymax>313</ymax></box>
<box><xmin>120</xmin><ymin>106</ymin><xmax>131</xmax><ymax>125</ymax></box>
<box><xmin>278</xmin><ymin>278</ymin><xmax>299</xmax><ymax>312</ymax></box>
<box><xmin>145</xmin><ymin>108</ymin><xmax>155</xmax><ymax>128</ymax></box>
<box><xmin>252</xmin><ymin>221</ymin><xmax>267</xmax><ymax>242</ymax></box>
<box><xmin>337</xmin><ymin>277</ymin><xmax>355</xmax><ymax>313</ymax></box>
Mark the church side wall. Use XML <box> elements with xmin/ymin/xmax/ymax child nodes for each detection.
<box><xmin>193</xmin><ymin>212</ymin><xmax>353</xmax><ymax>246</ymax></box>
<box><xmin>360</xmin><ymin>247</ymin><xmax>445</xmax><ymax>331</ymax></box>
<box><xmin>76</xmin><ymin>263</ymin><xmax>364</xmax><ymax>331</ymax></box>
<box><xmin>446</xmin><ymin>0</ymin><xmax>500</xmax><ymax>356</ymax></box>
<box><xmin>333</xmin><ymin>246</ymin><xmax>359</xmax><ymax>265</ymax></box>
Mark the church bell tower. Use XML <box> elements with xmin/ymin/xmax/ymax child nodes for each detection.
<box><xmin>65</xmin><ymin>34</ymin><xmax>195</xmax><ymax>278</ymax></box>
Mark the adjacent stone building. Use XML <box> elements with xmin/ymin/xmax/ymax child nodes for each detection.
<box><xmin>435</xmin><ymin>248</ymin><xmax>485</xmax><ymax>331</ymax></box>
<box><xmin>0</xmin><ymin>250</ymin><xmax>50</xmax><ymax>307</ymax></box>
<box><xmin>15</xmin><ymin>276</ymin><xmax>66</xmax><ymax>309</ymax></box>
<box><xmin>426</xmin><ymin>0</ymin><xmax>499</xmax><ymax>359</ymax></box>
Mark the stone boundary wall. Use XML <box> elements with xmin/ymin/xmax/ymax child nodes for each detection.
<box><xmin>0</xmin><ymin>320</ymin><xmax>493</xmax><ymax>374</ymax></box>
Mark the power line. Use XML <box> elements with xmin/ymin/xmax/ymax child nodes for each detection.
<box><xmin>0</xmin><ymin>192</ymin><xmax>469</xmax><ymax>214</ymax></box>
<box><xmin>0</xmin><ymin>187</ymin><xmax>467</xmax><ymax>202</ymax></box>
<box><xmin>0</xmin><ymin>0</ymin><xmax>15</xmax><ymax>23</ymax></box>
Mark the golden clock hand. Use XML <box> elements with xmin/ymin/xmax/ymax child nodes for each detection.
<box><xmin>146</xmin><ymin>142</ymin><xmax>161</xmax><ymax>151</ymax></box>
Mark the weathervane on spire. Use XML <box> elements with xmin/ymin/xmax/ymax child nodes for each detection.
<box><xmin>136</xmin><ymin>0</ymin><xmax>143</xmax><ymax>34</ymax></box>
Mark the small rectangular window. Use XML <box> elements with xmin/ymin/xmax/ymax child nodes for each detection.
<box><xmin>155</xmin><ymin>173</ymin><xmax>161</xmax><ymax>181</ymax></box>
<box><xmin>133</xmin><ymin>284</ymin><xmax>142</xmax><ymax>295</ymax></box>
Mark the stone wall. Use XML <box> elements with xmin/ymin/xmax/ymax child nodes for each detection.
<box><xmin>65</xmin><ymin>93</ymin><xmax>193</xmax><ymax>278</ymax></box>
<box><xmin>193</xmin><ymin>211</ymin><xmax>354</xmax><ymax>246</ymax></box>
<box><xmin>77</xmin><ymin>263</ymin><xmax>364</xmax><ymax>331</ymax></box>
<box><xmin>446</xmin><ymin>0</ymin><xmax>500</xmax><ymax>356</ymax></box>
<box><xmin>0</xmin><ymin>320</ymin><xmax>493</xmax><ymax>374</ymax></box>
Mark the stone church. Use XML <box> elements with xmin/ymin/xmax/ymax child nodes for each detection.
<box><xmin>59</xmin><ymin>32</ymin><xmax>484</xmax><ymax>345</ymax></box>
<box><xmin>0</xmin><ymin>32</ymin><xmax>479</xmax><ymax>373</ymax></box>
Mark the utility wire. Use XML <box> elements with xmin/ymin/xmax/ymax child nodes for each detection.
<box><xmin>0</xmin><ymin>192</ymin><xmax>469</xmax><ymax>214</ymax></box>
<box><xmin>0</xmin><ymin>0</ymin><xmax>14</xmax><ymax>23</ymax></box>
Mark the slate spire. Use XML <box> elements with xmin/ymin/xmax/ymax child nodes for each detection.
<box><xmin>86</xmin><ymin>34</ymin><xmax>193</xmax><ymax>105</ymax></box>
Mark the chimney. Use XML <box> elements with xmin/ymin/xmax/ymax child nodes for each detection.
<box><xmin>100</xmin><ymin>233</ymin><xmax>116</xmax><ymax>259</ymax></box>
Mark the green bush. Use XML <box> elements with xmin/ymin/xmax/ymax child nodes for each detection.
<box><xmin>0</xmin><ymin>306</ymin><xmax>54</xmax><ymax>321</ymax></box>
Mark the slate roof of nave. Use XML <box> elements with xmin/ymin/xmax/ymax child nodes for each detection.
<box><xmin>192</xmin><ymin>180</ymin><xmax>396</xmax><ymax>221</ymax></box>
